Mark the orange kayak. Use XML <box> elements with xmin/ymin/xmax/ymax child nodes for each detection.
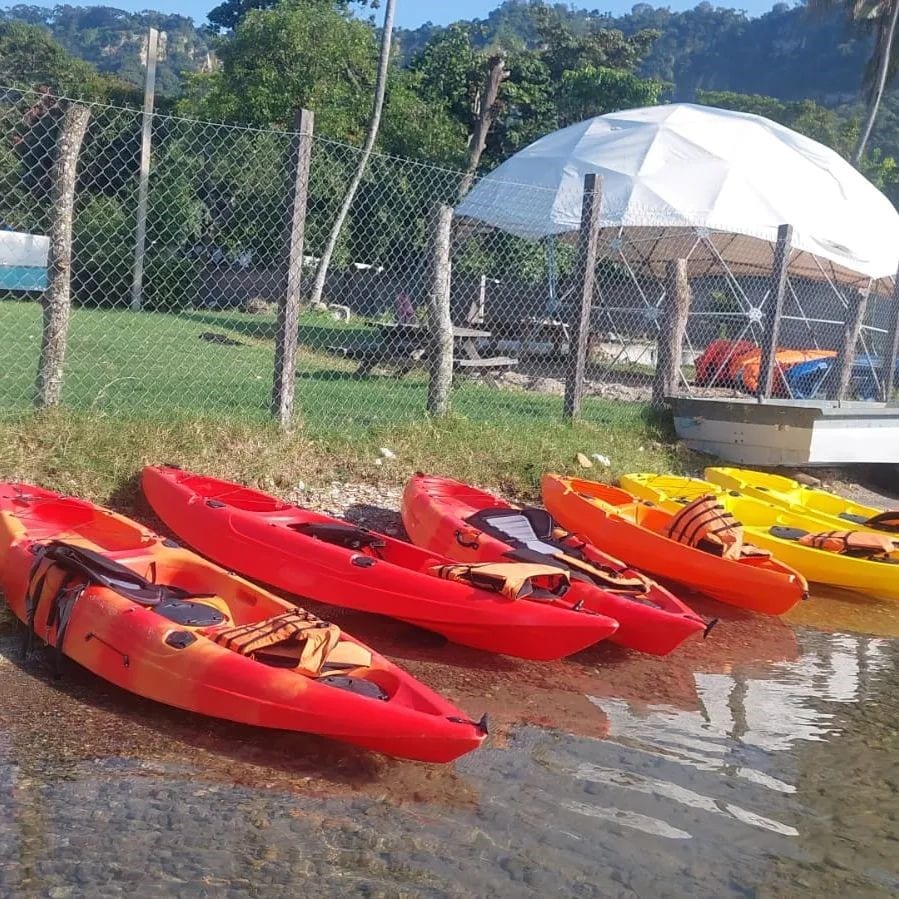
<box><xmin>402</xmin><ymin>474</ymin><xmax>711</xmax><ymax>656</ymax></box>
<box><xmin>541</xmin><ymin>474</ymin><xmax>808</xmax><ymax>614</ymax></box>
<box><xmin>0</xmin><ymin>483</ymin><xmax>486</xmax><ymax>763</ymax></box>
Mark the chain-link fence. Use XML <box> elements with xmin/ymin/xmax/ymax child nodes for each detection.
<box><xmin>1</xmin><ymin>87</ymin><xmax>897</xmax><ymax>436</ymax></box>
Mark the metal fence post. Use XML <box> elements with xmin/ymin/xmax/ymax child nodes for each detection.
<box><xmin>882</xmin><ymin>268</ymin><xmax>899</xmax><ymax>403</ymax></box>
<box><xmin>757</xmin><ymin>223</ymin><xmax>793</xmax><ymax>401</ymax></box>
<box><xmin>270</xmin><ymin>108</ymin><xmax>314</xmax><ymax>425</ymax></box>
<box><xmin>427</xmin><ymin>204</ymin><xmax>454</xmax><ymax>416</ymax></box>
<box><xmin>564</xmin><ymin>173</ymin><xmax>602</xmax><ymax>421</ymax></box>
<box><xmin>652</xmin><ymin>258</ymin><xmax>691</xmax><ymax>407</ymax></box>
<box><xmin>130</xmin><ymin>25</ymin><xmax>159</xmax><ymax>312</ymax></box>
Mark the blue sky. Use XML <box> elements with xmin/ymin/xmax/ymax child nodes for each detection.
<box><xmin>1</xmin><ymin>1</ymin><xmax>782</xmax><ymax>28</ymax></box>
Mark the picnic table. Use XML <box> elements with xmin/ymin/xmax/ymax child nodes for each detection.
<box><xmin>349</xmin><ymin>321</ymin><xmax>518</xmax><ymax>381</ymax></box>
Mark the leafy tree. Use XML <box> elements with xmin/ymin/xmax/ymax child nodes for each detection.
<box><xmin>208</xmin><ymin>0</ymin><xmax>375</xmax><ymax>32</ymax></box>
<box><xmin>179</xmin><ymin>0</ymin><xmax>376</xmax><ymax>139</ymax></box>
<box><xmin>556</xmin><ymin>65</ymin><xmax>664</xmax><ymax>127</ymax></box>
<box><xmin>0</xmin><ymin>20</ymin><xmax>104</xmax><ymax>95</ymax></box>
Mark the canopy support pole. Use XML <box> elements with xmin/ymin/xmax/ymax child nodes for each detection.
<box><xmin>652</xmin><ymin>259</ymin><xmax>691</xmax><ymax>407</ymax></box>
<box><xmin>831</xmin><ymin>287</ymin><xmax>869</xmax><ymax>401</ymax></box>
<box><xmin>881</xmin><ymin>267</ymin><xmax>899</xmax><ymax>402</ymax></box>
<box><xmin>564</xmin><ymin>173</ymin><xmax>602</xmax><ymax>421</ymax></box>
<box><xmin>757</xmin><ymin>224</ymin><xmax>792</xmax><ymax>401</ymax></box>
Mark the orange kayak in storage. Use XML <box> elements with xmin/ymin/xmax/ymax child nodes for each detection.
<box><xmin>541</xmin><ymin>474</ymin><xmax>807</xmax><ymax>615</ymax></box>
<box><xmin>0</xmin><ymin>483</ymin><xmax>486</xmax><ymax>763</ymax></box>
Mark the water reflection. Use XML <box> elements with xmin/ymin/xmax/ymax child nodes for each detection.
<box><xmin>0</xmin><ymin>614</ymin><xmax>896</xmax><ymax>896</ymax></box>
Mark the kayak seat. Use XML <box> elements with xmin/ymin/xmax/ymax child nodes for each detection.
<box><xmin>291</xmin><ymin>521</ymin><xmax>386</xmax><ymax>552</ymax></box>
<box><xmin>863</xmin><ymin>510</ymin><xmax>899</xmax><ymax>534</ymax></box>
<box><xmin>466</xmin><ymin>508</ymin><xmax>559</xmax><ymax>556</ymax></box>
<box><xmin>770</xmin><ymin>526</ymin><xmax>809</xmax><ymax>541</ymax></box>
<box><xmin>838</xmin><ymin>512</ymin><xmax>870</xmax><ymax>525</ymax></box>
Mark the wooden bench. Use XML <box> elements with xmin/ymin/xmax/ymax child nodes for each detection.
<box><xmin>453</xmin><ymin>356</ymin><xmax>518</xmax><ymax>370</ymax></box>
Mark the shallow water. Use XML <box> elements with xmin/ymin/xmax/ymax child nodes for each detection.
<box><xmin>1</xmin><ymin>592</ymin><xmax>897</xmax><ymax>898</ymax></box>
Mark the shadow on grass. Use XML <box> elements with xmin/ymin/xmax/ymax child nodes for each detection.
<box><xmin>182</xmin><ymin>310</ymin><xmax>374</xmax><ymax>353</ymax></box>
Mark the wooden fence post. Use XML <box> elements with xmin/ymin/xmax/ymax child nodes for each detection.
<box><xmin>652</xmin><ymin>258</ymin><xmax>691</xmax><ymax>407</ymax></box>
<box><xmin>880</xmin><ymin>269</ymin><xmax>899</xmax><ymax>402</ymax></box>
<box><xmin>831</xmin><ymin>287</ymin><xmax>869</xmax><ymax>400</ymax></box>
<box><xmin>270</xmin><ymin>108</ymin><xmax>314</xmax><ymax>425</ymax></box>
<box><xmin>563</xmin><ymin>173</ymin><xmax>602</xmax><ymax>421</ymax></box>
<box><xmin>35</xmin><ymin>102</ymin><xmax>91</xmax><ymax>408</ymax></box>
<box><xmin>130</xmin><ymin>25</ymin><xmax>159</xmax><ymax>312</ymax></box>
<box><xmin>757</xmin><ymin>223</ymin><xmax>793</xmax><ymax>401</ymax></box>
<box><xmin>427</xmin><ymin>204</ymin><xmax>454</xmax><ymax>416</ymax></box>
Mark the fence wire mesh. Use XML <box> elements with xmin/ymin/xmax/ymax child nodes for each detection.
<box><xmin>1</xmin><ymin>87</ymin><xmax>897</xmax><ymax>435</ymax></box>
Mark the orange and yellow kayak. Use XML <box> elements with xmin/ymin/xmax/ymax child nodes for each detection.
<box><xmin>541</xmin><ymin>474</ymin><xmax>807</xmax><ymax>614</ymax></box>
<box><xmin>0</xmin><ymin>482</ymin><xmax>486</xmax><ymax>763</ymax></box>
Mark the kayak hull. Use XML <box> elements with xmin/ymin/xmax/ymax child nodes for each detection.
<box><xmin>0</xmin><ymin>483</ymin><xmax>485</xmax><ymax>763</ymax></box>
<box><xmin>402</xmin><ymin>474</ymin><xmax>708</xmax><ymax>656</ymax></box>
<box><xmin>621</xmin><ymin>472</ymin><xmax>899</xmax><ymax>601</ymax></box>
<box><xmin>704</xmin><ymin>467</ymin><xmax>883</xmax><ymax>528</ymax></box>
<box><xmin>140</xmin><ymin>466</ymin><xmax>618</xmax><ymax>660</ymax></box>
<box><xmin>542</xmin><ymin>474</ymin><xmax>807</xmax><ymax>615</ymax></box>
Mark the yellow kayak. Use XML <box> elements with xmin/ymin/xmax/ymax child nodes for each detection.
<box><xmin>704</xmin><ymin>467</ymin><xmax>891</xmax><ymax>531</ymax></box>
<box><xmin>619</xmin><ymin>472</ymin><xmax>899</xmax><ymax>600</ymax></box>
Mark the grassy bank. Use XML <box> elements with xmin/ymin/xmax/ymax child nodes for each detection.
<box><xmin>0</xmin><ymin>407</ymin><xmax>683</xmax><ymax>510</ymax></box>
<box><xmin>0</xmin><ymin>299</ymin><xmax>687</xmax><ymax>505</ymax></box>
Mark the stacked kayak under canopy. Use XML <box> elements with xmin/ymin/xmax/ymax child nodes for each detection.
<box><xmin>401</xmin><ymin>473</ymin><xmax>711</xmax><ymax>656</ymax></box>
<box><xmin>141</xmin><ymin>465</ymin><xmax>620</xmax><ymax>660</ymax></box>
<box><xmin>0</xmin><ymin>482</ymin><xmax>486</xmax><ymax>763</ymax></box>
<box><xmin>541</xmin><ymin>473</ymin><xmax>808</xmax><ymax>614</ymax></box>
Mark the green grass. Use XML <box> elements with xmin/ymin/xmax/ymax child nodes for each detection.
<box><xmin>0</xmin><ymin>299</ymin><xmax>688</xmax><ymax>501</ymax></box>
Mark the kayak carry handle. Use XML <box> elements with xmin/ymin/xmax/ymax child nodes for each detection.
<box><xmin>455</xmin><ymin>529</ymin><xmax>480</xmax><ymax>549</ymax></box>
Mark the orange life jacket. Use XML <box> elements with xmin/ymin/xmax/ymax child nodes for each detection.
<box><xmin>797</xmin><ymin>530</ymin><xmax>897</xmax><ymax>558</ymax></box>
<box><xmin>665</xmin><ymin>495</ymin><xmax>745</xmax><ymax>559</ymax></box>
<box><xmin>204</xmin><ymin>610</ymin><xmax>370</xmax><ymax>676</ymax></box>
<box><xmin>429</xmin><ymin>562</ymin><xmax>570</xmax><ymax>601</ymax></box>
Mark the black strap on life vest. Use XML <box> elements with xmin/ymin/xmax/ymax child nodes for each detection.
<box><xmin>21</xmin><ymin>540</ymin><xmax>199</xmax><ymax>676</ymax></box>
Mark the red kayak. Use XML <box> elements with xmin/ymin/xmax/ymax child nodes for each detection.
<box><xmin>401</xmin><ymin>474</ymin><xmax>712</xmax><ymax>657</ymax></box>
<box><xmin>140</xmin><ymin>466</ymin><xmax>619</xmax><ymax>660</ymax></box>
<box><xmin>0</xmin><ymin>482</ymin><xmax>486</xmax><ymax>763</ymax></box>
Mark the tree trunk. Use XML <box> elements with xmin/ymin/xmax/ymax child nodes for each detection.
<box><xmin>854</xmin><ymin>1</ymin><xmax>899</xmax><ymax>165</ymax></box>
<box><xmin>457</xmin><ymin>53</ymin><xmax>508</xmax><ymax>202</ymax></box>
<box><xmin>35</xmin><ymin>103</ymin><xmax>91</xmax><ymax>408</ymax></box>
<box><xmin>308</xmin><ymin>0</ymin><xmax>396</xmax><ymax>306</ymax></box>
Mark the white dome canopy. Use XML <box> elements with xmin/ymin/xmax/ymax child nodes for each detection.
<box><xmin>455</xmin><ymin>103</ymin><xmax>899</xmax><ymax>290</ymax></box>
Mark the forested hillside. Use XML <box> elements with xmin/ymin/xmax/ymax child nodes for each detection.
<box><xmin>1</xmin><ymin>0</ymin><xmax>897</xmax><ymax>168</ymax></box>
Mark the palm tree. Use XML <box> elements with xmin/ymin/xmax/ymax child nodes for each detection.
<box><xmin>309</xmin><ymin>0</ymin><xmax>396</xmax><ymax>307</ymax></box>
<box><xmin>810</xmin><ymin>0</ymin><xmax>899</xmax><ymax>165</ymax></box>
